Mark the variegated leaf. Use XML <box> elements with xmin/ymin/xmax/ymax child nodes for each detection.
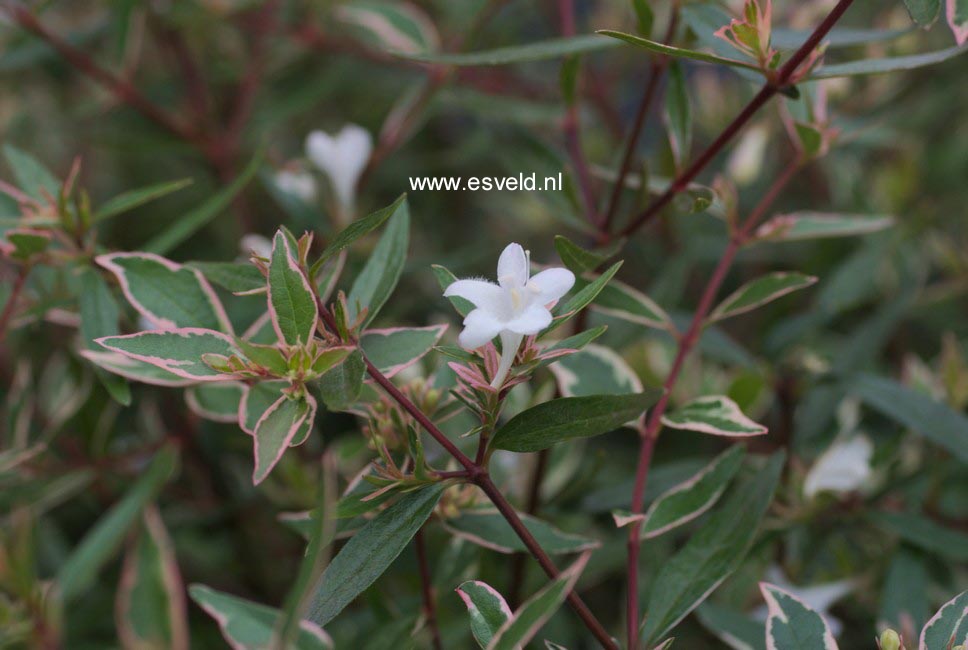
<box><xmin>662</xmin><ymin>395</ymin><xmax>767</xmax><ymax>437</ymax></box>
<box><xmin>761</xmin><ymin>582</ymin><xmax>839</xmax><ymax>650</ymax></box>
<box><xmin>185</xmin><ymin>382</ymin><xmax>245</xmax><ymax>423</ymax></box>
<box><xmin>252</xmin><ymin>394</ymin><xmax>315</xmax><ymax>484</ymax></box>
<box><xmin>919</xmin><ymin>589</ymin><xmax>968</xmax><ymax>650</ymax></box>
<box><xmin>96</xmin><ymin>329</ymin><xmax>242</xmax><ymax>382</ymax></box>
<box><xmin>707</xmin><ymin>273</ymin><xmax>817</xmax><ymax>324</ymax></box>
<box><xmin>456</xmin><ymin>581</ymin><xmax>513</xmax><ymax>648</ymax></box>
<box><xmin>268</xmin><ymin>231</ymin><xmax>318</xmax><ymax>347</ymax></box>
<box><xmin>360</xmin><ymin>324</ymin><xmax>446</xmax><ymax>377</ymax></box>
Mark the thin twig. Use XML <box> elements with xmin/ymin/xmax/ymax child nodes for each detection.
<box><xmin>613</xmin><ymin>0</ymin><xmax>856</xmax><ymax>241</ymax></box>
<box><xmin>0</xmin><ymin>265</ymin><xmax>29</xmax><ymax>340</ymax></box>
<box><xmin>624</xmin><ymin>158</ymin><xmax>802</xmax><ymax>649</ymax></box>
<box><xmin>601</xmin><ymin>9</ymin><xmax>680</xmax><ymax>233</ymax></box>
<box><xmin>414</xmin><ymin>529</ymin><xmax>443</xmax><ymax>650</ymax></box>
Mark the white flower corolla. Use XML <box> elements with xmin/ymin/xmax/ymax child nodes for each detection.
<box><xmin>444</xmin><ymin>243</ymin><xmax>574</xmax><ymax>388</ymax></box>
<box><xmin>803</xmin><ymin>434</ymin><xmax>874</xmax><ymax>499</ymax></box>
<box><xmin>274</xmin><ymin>168</ymin><xmax>317</xmax><ymax>203</ymax></box>
<box><xmin>240</xmin><ymin>234</ymin><xmax>273</xmax><ymax>259</ymax></box>
<box><xmin>753</xmin><ymin>566</ymin><xmax>853</xmax><ymax>637</ymax></box>
<box><xmin>305</xmin><ymin>125</ymin><xmax>373</xmax><ymax>213</ymax></box>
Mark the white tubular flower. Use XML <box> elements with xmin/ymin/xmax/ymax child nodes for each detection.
<box><xmin>444</xmin><ymin>243</ymin><xmax>574</xmax><ymax>388</ymax></box>
<box><xmin>305</xmin><ymin>125</ymin><xmax>373</xmax><ymax>213</ymax></box>
<box><xmin>803</xmin><ymin>435</ymin><xmax>874</xmax><ymax>499</ymax></box>
<box><xmin>274</xmin><ymin>168</ymin><xmax>317</xmax><ymax>202</ymax></box>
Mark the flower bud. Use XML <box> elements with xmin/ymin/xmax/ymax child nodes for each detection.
<box><xmin>878</xmin><ymin>629</ymin><xmax>901</xmax><ymax>650</ymax></box>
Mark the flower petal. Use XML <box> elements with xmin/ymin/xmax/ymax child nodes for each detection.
<box><xmin>305</xmin><ymin>125</ymin><xmax>372</xmax><ymax>209</ymax></box>
<box><xmin>497</xmin><ymin>243</ymin><xmax>529</xmax><ymax>288</ymax></box>
<box><xmin>530</xmin><ymin>267</ymin><xmax>575</xmax><ymax>305</ymax></box>
<box><xmin>503</xmin><ymin>304</ymin><xmax>552</xmax><ymax>335</ymax></box>
<box><xmin>458</xmin><ymin>309</ymin><xmax>504</xmax><ymax>348</ymax></box>
<box><xmin>444</xmin><ymin>279</ymin><xmax>505</xmax><ymax>312</ymax></box>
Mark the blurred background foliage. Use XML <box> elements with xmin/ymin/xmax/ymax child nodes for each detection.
<box><xmin>1</xmin><ymin>0</ymin><xmax>967</xmax><ymax>648</ymax></box>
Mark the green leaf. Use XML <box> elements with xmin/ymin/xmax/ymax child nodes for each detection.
<box><xmin>443</xmin><ymin>509</ymin><xmax>600</xmax><ymax>555</ymax></box>
<box><xmin>870</xmin><ymin>511</ymin><xmax>968</xmax><ymax>562</ymax></box>
<box><xmin>809</xmin><ymin>43</ymin><xmax>968</xmax><ymax>79</ymax></box>
<box><xmin>432</xmin><ymin>264</ymin><xmax>473</xmax><ymax>316</ymax></box>
<box><xmin>761</xmin><ymin>582</ymin><xmax>838</xmax><ymax>650</ymax></box>
<box><xmin>57</xmin><ymin>446</ymin><xmax>178</xmax><ymax>601</ymax></box>
<box><xmin>3</xmin><ymin>144</ymin><xmax>59</xmax><ymax>200</ymax></box>
<box><xmin>78</xmin><ymin>268</ymin><xmax>130</xmax><ymax>405</ymax></box>
<box><xmin>491</xmin><ymin>391</ymin><xmax>662</xmax><ymax>453</ymax></box>
<box><xmin>665</xmin><ymin>61</ymin><xmax>692</xmax><ymax>169</ymax></box>
<box><xmin>268</xmin><ymin>231</ymin><xmax>319</xmax><ymax>346</ymax></box>
<box><xmin>488</xmin><ymin>553</ymin><xmax>590</xmax><ymax>650</ymax></box>
<box><xmin>189</xmin><ymin>584</ymin><xmax>333</xmax><ymax>650</ymax></box>
<box><xmin>4</xmin><ymin>229</ymin><xmax>51</xmax><ymax>259</ymax></box>
<box><xmin>456</xmin><ymin>581</ymin><xmax>512</xmax><ymax>649</ymax></box>
<box><xmin>399</xmin><ymin>34</ymin><xmax>620</xmax><ymax>66</ymax></box>
<box><xmin>707</xmin><ymin>272</ymin><xmax>817</xmax><ymax>324</ymax></box>
<box><xmin>951</xmin><ymin>0</ymin><xmax>968</xmax><ymax>46</ymax></box>
<box><xmin>571</xmin><ymin>271</ymin><xmax>672</xmax><ymax>331</ymax></box>
<box><xmin>117</xmin><ymin>508</ymin><xmax>189</xmax><ymax>650</ymax></box>
<box><xmin>553</xmin><ymin>235</ymin><xmax>616</xmax><ymax>274</ymax></box>
<box><xmin>144</xmin><ymin>148</ymin><xmax>262</xmax><ymax>254</ymax></box>
<box><xmin>597</xmin><ymin>30</ymin><xmax>762</xmax><ymax>71</ymax></box>
<box><xmin>96</xmin><ymin>328</ymin><xmax>241</xmax><ymax>381</ymax></box>
<box><xmin>253</xmin><ymin>395</ymin><xmax>315</xmax><ymax>485</ymax></box>
<box><xmin>661</xmin><ymin>395</ymin><xmax>767</xmax><ymax>437</ymax></box>
<box><xmin>336</xmin><ymin>1</ymin><xmax>439</xmax><ymax>55</ymax></box>
<box><xmin>641</xmin><ymin>446</ymin><xmax>745</xmax><ymax>539</ymax></box>
<box><xmin>314</xmin><ymin>350</ymin><xmax>366</xmax><ymax>411</ymax></box>
<box><xmin>80</xmin><ymin>349</ymin><xmax>195</xmax><ymax>387</ymax></box>
<box><xmin>307</xmin><ymin>483</ymin><xmax>445</xmax><ymax>626</ymax></box>
<box><xmin>879</xmin><ymin>548</ymin><xmax>929</xmax><ymax>636</ymax></box>
<box><xmin>94</xmin><ymin>178</ymin><xmax>193</xmax><ymax>223</ymax></box>
<box><xmin>532</xmin><ymin>326</ymin><xmax>608</xmax><ymax>370</ymax></box>
<box><xmin>239</xmin><ymin>381</ymin><xmax>286</xmax><ymax>433</ymax></box>
<box><xmin>189</xmin><ymin>261</ymin><xmax>266</xmax><ymax>294</ymax></box>
<box><xmin>545</xmin><ymin>261</ymin><xmax>624</xmax><ymax>333</ymax></box>
<box><xmin>696</xmin><ymin>603</ymin><xmax>766</xmax><ymax>650</ymax></box>
<box><xmin>360</xmin><ymin>324</ymin><xmax>446</xmax><ymax>377</ymax></box>
<box><xmin>550</xmin><ymin>344</ymin><xmax>642</xmax><ymax>397</ymax></box>
<box><xmin>185</xmin><ymin>382</ymin><xmax>245</xmax><ymax>423</ymax></box>
<box><xmin>311</xmin><ymin>194</ymin><xmax>407</xmax><ymax>274</ymax></box>
<box><xmin>850</xmin><ymin>373</ymin><xmax>968</xmax><ymax>463</ymax></box>
<box><xmin>346</xmin><ymin>199</ymin><xmax>409</xmax><ymax>325</ymax></box>
<box><xmin>96</xmin><ymin>252</ymin><xmax>232</xmax><ymax>332</ymax></box>
<box><xmin>919</xmin><ymin>589</ymin><xmax>968</xmax><ymax>650</ymax></box>
<box><xmin>753</xmin><ymin>212</ymin><xmax>894</xmax><ymax>242</ymax></box>
<box><xmin>641</xmin><ymin>452</ymin><xmax>785</xmax><ymax>644</ymax></box>
<box><xmin>632</xmin><ymin>0</ymin><xmax>654</xmax><ymax>36</ymax></box>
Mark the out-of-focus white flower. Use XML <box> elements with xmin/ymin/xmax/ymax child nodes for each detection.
<box><xmin>727</xmin><ymin>124</ymin><xmax>769</xmax><ymax>185</ymax></box>
<box><xmin>753</xmin><ymin>566</ymin><xmax>853</xmax><ymax>636</ymax></box>
<box><xmin>240</xmin><ymin>234</ymin><xmax>272</xmax><ymax>259</ymax></box>
<box><xmin>305</xmin><ymin>125</ymin><xmax>373</xmax><ymax>212</ymax></box>
<box><xmin>444</xmin><ymin>243</ymin><xmax>574</xmax><ymax>388</ymax></box>
<box><xmin>804</xmin><ymin>434</ymin><xmax>874</xmax><ymax>499</ymax></box>
<box><xmin>274</xmin><ymin>168</ymin><xmax>317</xmax><ymax>203</ymax></box>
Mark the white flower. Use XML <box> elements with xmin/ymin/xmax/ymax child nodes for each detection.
<box><xmin>803</xmin><ymin>434</ymin><xmax>874</xmax><ymax>499</ymax></box>
<box><xmin>305</xmin><ymin>125</ymin><xmax>373</xmax><ymax>212</ymax></box>
<box><xmin>753</xmin><ymin>566</ymin><xmax>853</xmax><ymax>637</ymax></box>
<box><xmin>444</xmin><ymin>243</ymin><xmax>574</xmax><ymax>388</ymax></box>
<box><xmin>240</xmin><ymin>234</ymin><xmax>273</xmax><ymax>259</ymax></box>
<box><xmin>274</xmin><ymin>168</ymin><xmax>317</xmax><ymax>202</ymax></box>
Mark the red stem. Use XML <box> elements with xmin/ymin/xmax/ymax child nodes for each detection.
<box><xmin>414</xmin><ymin>529</ymin><xmax>443</xmax><ymax>650</ymax></box>
<box><xmin>0</xmin><ymin>266</ymin><xmax>29</xmax><ymax>340</ymax></box>
<box><xmin>623</xmin><ymin>158</ymin><xmax>801</xmax><ymax>648</ymax></box>
<box><xmin>601</xmin><ymin>9</ymin><xmax>679</xmax><ymax>233</ymax></box>
<box><xmin>613</xmin><ymin>0</ymin><xmax>855</xmax><ymax>241</ymax></box>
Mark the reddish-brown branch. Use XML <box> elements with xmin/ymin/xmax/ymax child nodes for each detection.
<box><xmin>0</xmin><ymin>265</ymin><xmax>29</xmax><ymax>341</ymax></box>
<box><xmin>601</xmin><ymin>9</ymin><xmax>679</xmax><ymax>233</ymax></box>
<box><xmin>624</xmin><ymin>158</ymin><xmax>801</xmax><ymax>649</ymax></box>
<box><xmin>506</xmin><ymin>446</ymin><xmax>550</xmax><ymax>607</ymax></box>
<box><xmin>10</xmin><ymin>6</ymin><xmax>197</xmax><ymax>144</ymax></box>
<box><xmin>414</xmin><ymin>528</ymin><xmax>443</xmax><ymax>650</ymax></box>
<box><xmin>613</xmin><ymin>0</ymin><xmax>856</xmax><ymax>241</ymax></box>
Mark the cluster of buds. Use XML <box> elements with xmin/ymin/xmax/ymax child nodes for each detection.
<box><xmin>715</xmin><ymin>0</ymin><xmax>824</xmax><ymax>84</ymax></box>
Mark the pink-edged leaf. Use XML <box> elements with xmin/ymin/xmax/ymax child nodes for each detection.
<box><xmin>949</xmin><ymin>0</ymin><xmax>968</xmax><ymax>45</ymax></box>
<box><xmin>919</xmin><ymin>589</ymin><xmax>968</xmax><ymax>650</ymax></box>
<box><xmin>611</xmin><ymin>509</ymin><xmax>647</xmax><ymax>528</ymax></box>
<box><xmin>3</xmin><ymin>227</ymin><xmax>52</xmax><ymax>260</ymax></box>
<box><xmin>116</xmin><ymin>506</ymin><xmax>189</xmax><ymax>650</ymax></box>
<box><xmin>241</xmin><ymin>311</ymin><xmax>277</xmax><ymax>344</ymax></box>
<box><xmin>96</xmin><ymin>328</ymin><xmax>241</xmax><ymax>382</ymax></box>
<box><xmin>761</xmin><ymin>582</ymin><xmax>839</xmax><ymax>650</ymax></box>
<box><xmin>456</xmin><ymin>581</ymin><xmax>513</xmax><ymax>649</ymax></box>
<box><xmin>488</xmin><ymin>552</ymin><xmax>591</xmax><ymax>650</ymax></box>
<box><xmin>80</xmin><ymin>349</ymin><xmax>196</xmax><ymax>387</ymax></box>
<box><xmin>661</xmin><ymin>395</ymin><xmax>768</xmax><ymax>437</ymax></box>
<box><xmin>268</xmin><ymin>231</ymin><xmax>318</xmax><ymax>347</ymax></box>
<box><xmin>360</xmin><ymin>324</ymin><xmax>447</xmax><ymax>377</ymax></box>
<box><xmin>252</xmin><ymin>394</ymin><xmax>314</xmax><ymax>485</ymax></box>
<box><xmin>96</xmin><ymin>252</ymin><xmax>233</xmax><ymax>334</ymax></box>
<box><xmin>238</xmin><ymin>381</ymin><xmax>287</xmax><ymax>435</ymax></box>
<box><xmin>185</xmin><ymin>382</ymin><xmax>245</xmax><ymax>423</ymax></box>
